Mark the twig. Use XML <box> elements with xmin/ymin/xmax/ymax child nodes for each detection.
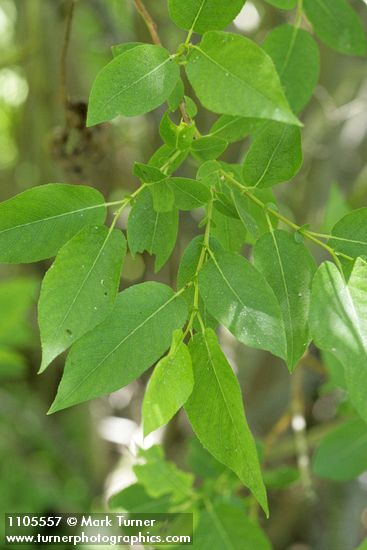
<box><xmin>133</xmin><ymin>0</ymin><xmax>161</xmax><ymax>45</ymax></box>
<box><xmin>60</xmin><ymin>0</ymin><xmax>77</xmax><ymax>107</ymax></box>
<box><xmin>132</xmin><ymin>0</ymin><xmax>194</xmax><ymax>127</ymax></box>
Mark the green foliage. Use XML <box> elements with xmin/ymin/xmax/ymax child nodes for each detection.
<box><xmin>185</xmin><ymin>329</ymin><xmax>268</xmax><ymax>515</ymax></box>
<box><xmin>168</xmin><ymin>0</ymin><xmax>246</xmax><ymax>34</ymax></box>
<box><xmin>199</xmin><ymin>250</ymin><xmax>286</xmax><ymax>359</ymax></box>
<box><xmin>264</xmin><ymin>0</ymin><xmax>296</xmax><ymax>9</ymax></box>
<box><xmin>127</xmin><ymin>189</ymin><xmax>179</xmax><ymax>271</ymax></box>
<box><xmin>312</xmin><ymin>419</ymin><xmax>367</xmax><ymax>481</ymax></box>
<box><xmin>0</xmin><ymin>184</ymin><xmax>106</xmax><ymax>263</ymax></box>
<box><xmin>1</xmin><ymin>0</ymin><xmax>367</xmax><ymax>533</ymax></box>
<box><xmin>263</xmin><ymin>25</ymin><xmax>320</xmax><ymax>113</ymax></box>
<box><xmin>254</xmin><ymin>230</ymin><xmax>316</xmax><ymax>370</ymax></box>
<box><xmin>48</xmin><ymin>283</ymin><xmax>187</xmax><ymax>412</ymax></box>
<box><xmin>87</xmin><ymin>44</ymin><xmax>180</xmax><ymax>125</ymax></box>
<box><xmin>303</xmin><ymin>0</ymin><xmax>366</xmax><ymax>56</ymax></box>
<box><xmin>185</xmin><ymin>32</ymin><xmax>300</xmax><ymax>125</ymax></box>
<box><xmin>242</xmin><ymin>122</ymin><xmax>303</xmax><ymax>188</ymax></box>
<box><xmin>38</xmin><ymin>225</ymin><xmax>126</xmax><ymax>371</ymax></box>
<box><xmin>310</xmin><ymin>260</ymin><xmax>367</xmax><ymax>423</ymax></box>
<box><xmin>142</xmin><ymin>330</ymin><xmax>194</xmax><ymax>436</ymax></box>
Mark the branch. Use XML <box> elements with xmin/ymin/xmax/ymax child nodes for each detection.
<box><xmin>60</xmin><ymin>0</ymin><xmax>77</xmax><ymax>108</ymax></box>
<box><xmin>134</xmin><ymin>0</ymin><xmax>161</xmax><ymax>46</ymax></box>
<box><xmin>132</xmin><ymin>0</ymin><xmax>194</xmax><ymax>127</ymax></box>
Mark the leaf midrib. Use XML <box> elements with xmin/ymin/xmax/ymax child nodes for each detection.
<box><xmin>0</xmin><ymin>203</ymin><xmax>106</xmax><ymax>237</ymax></box>
<box><xmin>54</xmin><ymin>291</ymin><xmax>180</xmax><ymax>407</ymax></box>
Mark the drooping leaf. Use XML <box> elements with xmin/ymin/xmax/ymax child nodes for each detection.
<box><xmin>263</xmin><ymin>0</ymin><xmax>296</xmax><ymax>9</ymax></box>
<box><xmin>87</xmin><ymin>45</ymin><xmax>180</xmax><ymax>126</ymax></box>
<box><xmin>185</xmin><ymin>329</ymin><xmax>268</xmax><ymax>515</ymax></box>
<box><xmin>168</xmin><ymin>0</ymin><xmax>246</xmax><ymax>34</ymax></box>
<box><xmin>185</xmin><ymin>32</ymin><xmax>300</xmax><ymax>126</ymax></box>
<box><xmin>38</xmin><ymin>226</ymin><xmax>126</xmax><ymax>372</ymax></box>
<box><xmin>127</xmin><ymin>189</ymin><xmax>178</xmax><ymax>272</ymax></box>
<box><xmin>312</xmin><ymin>419</ymin><xmax>367</xmax><ymax>481</ymax></box>
<box><xmin>254</xmin><ymin>230</ymin><xmax>316</xmax><ymax>370</ymax></box>
<box><xmin>309</xmin><ymin>259</ymin><xmax>367</xmax><ymax>422</ymax></box>
<box><xmin>0</xmin><ymin>184</ymin><xmax>106</xmax><ymax>263</ymax></box>
<box><xmin>170</xmin><ymin>177</ymin><xmax>211</xmax><ymax>210</ymax></box>
<box><xmin>142</xmin><ymin>330</ymin><xmax>194</xmax><ymax>436</ymax></box>
<box><xmin>303</xmin><ymin>0</ymin><xmax>366</xmax><ymax>56</ymax></box>
<box><xmin>194</xmin><ymin>501</ymin><xmax>271</xmax><ymax>549</ymax></box>
<box><xmin>210</xmin><ymin>115</ymin><xmax>263</xmax><ymax>143</ymax></box>
<box><xmin>329</xmin><ymin>208</ymin><xmax>367</xmax><ymax>260</ymax></box>
<box><xmin>133</xmin><ymin>445</ymin><xmax>193</xmax><ymax>503</ymax></box>
<box><xmin>109</xmin><ymin>483</ymin><xmax>173</xmax><ymax>513</ymax></box>
<box><xmin>242</xmin><ymin>122</ymin><xmax>302</xmax><ymax>188</ymax></box>
<box><xmin>48</xmin><ymin>282</ymin><xmax>187</xmax><ymax>413</ymax></box>
<box><xmin>263</xmin><ymin>25</ymin><xmax>320</xmax><ymax>113</ymax></box>
<box><xmin>199</xmin><ymin>250</ymin><xmax>287</xmax><ymax>359</ymax></box>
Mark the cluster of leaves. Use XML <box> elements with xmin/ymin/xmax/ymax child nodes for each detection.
<box><xmin>1</xmin><ymin>0</ymin><xmax>366</xmax><ymax>528</ymax></box>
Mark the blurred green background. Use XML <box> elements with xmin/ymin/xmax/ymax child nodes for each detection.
<box><xmin>0</xmin><ymin>1</ymin><xmax>366</xmax><ymax>548</ymax></box>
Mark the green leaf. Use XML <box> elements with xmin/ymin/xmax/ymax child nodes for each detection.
<box><xmin>127</xmin><ymin>189</ymin><xmax>178</xmax><ymax>272</ymax></box>
<box><xmin>194</xmin><ymin>501</ymin><xmax>271</xmax><ymax>549</ymax></box>
<box><xmin>150</xmin><ymin>180</ymin><xmax>175</xmax><ymax>213</ymax></box>
<box><xmin>309</xmin><ymin>259</ymin><xmax>367</xmax><ymax>422</ymax></box>
<box><xmin>303</xmin><ymin>0</ymin><xmax>366</xmax><ymax>56</ymax></box>
<box><xmin>263</xmin><ymin>25</ymin><xmax>320</xmax><ymax>113</ymax></box>
<box><xmin>87</xmin><ymin>45</ymin><xmax>180</xmax><ymax>126</ymax></box>
<box><xmin>168</xmin><ymin>79</ymin><xmax>185</xmax><ymax>111</ymax></box>
<box><xmin>185</xmin><ymin>329</ymin><xmax>268</xmax><ymax>515</ymax></box>
<box><xmin>133</xmin><ymin>162</ymin><xmax>166</xmax><ymax>183</ymax></box>
<box><xmin>170</xmin><ymin>177</ymin><xmax>211</xmax><ymax>210</ymax></box>
<box><xmin>48</xmin><ymin>282</ymin><xmax>187</xmax><ymax>413</ymax></box>
<box><xmin>254</xmin><ymin>230</ymin><xmax>316</xmax><ymax>370</ymax></box>
<box><xmin>38</xmin><ymin>225</ymin><xmax>126</xmax><ymax>372</ymax></box>
<box><xmin>149</xmin><ymin>144</ymin><xmax>188</xmax><ymax>174</ymax></box>
<box><xmin>312</xmin><ymin>419</ymin><xmax>367</xmax><ymax>481</ymax></box>
<box><xmin>185</xmin><ymin>32</ymin><xmax>300</xmax><ymax>126</ymax></box>
<box><xmin>199</xmin><ymin>250</ymin><xmax>286</xmax><ymax>359</ymax></box>
<box><xmin>210</xmin><ymin>115</ymin><xmax>263</xmax><ymax>143</ymax></box>
<box><xmin>242</xmin><ymin>122</ymin><xmax>302</xmax><ymax>188</ymax></box>
<box><xmin>322</xmin><ymin>351</ymin><xmax>347</xmax><ymax>390</ymax></box>
<box><xmin>111</xmin><ymin>42</ymin><xmax>143</xmax><ymax>57</ymax></box>
<box><xmin>109</xmin><ymin>483</ymin><xmax>173</xmax><ymax>513</ymax></box>
<box><xmin>329</xmin><ymin>208</ymin><xmax>367</xmax><ymax>261</ymax></box>
<box><xmin>168</xmin><ymin>0</ymin><xmax>246</xmax><ymax>34</ymax></box>
<box><xmin>133</xmin><ymin>445</ymin><xmax>193</xmax><ymax>503</ymax></box>
<box><xmin>211</xmin><ymin>208</ymin><xmax>247</xmax><ymax>252</ymax></box>
<box><xmin>142</xmin><ymin>330</ymin><xmax>194</xmax><ymax>436</ymax></box>
<box><xmin>231</xmin><ymin>187</ymin><xmax>277</xmax><ymax>242</ymax></box>
<box><xmin>160</xmin><ymin>112</ymin><xmax>196</xmax><ymax>151</ymax></box>
<box><xmin>264</xmin><ymin>0</ymin><xmax>296</xmax><ymax>9</ymax></box>
<box><xmin>0</xmin><ymin>184</ymin><xmax>106</xmax><ymax>264</ymax></box>
<box><xmin>190</xmin><ymin>136</ymin><xmax>228</xmax><ymax>161</ymax></box>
